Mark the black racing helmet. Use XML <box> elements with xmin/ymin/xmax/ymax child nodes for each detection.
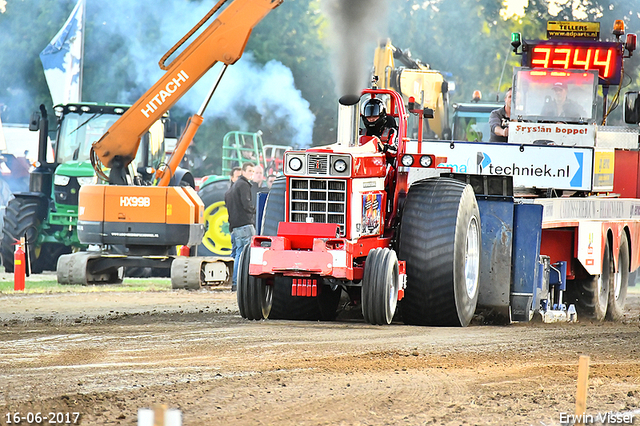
<box><xmin>361</xmin><ymin>98</ymin><xmax>387</xmax><ymax>132</ymax></box>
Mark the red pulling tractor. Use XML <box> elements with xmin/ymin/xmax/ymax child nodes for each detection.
<box><xmin>237</xmin><ymin>88</ymin><xmax>483</xmax><ymax>326</ymax></box>
<box><xmin>237</xmin><ymin>18</ymin><xmax>640</xmax><ymax>327</ymax></box>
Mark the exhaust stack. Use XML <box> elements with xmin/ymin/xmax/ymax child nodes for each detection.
<box><xmin>337</xmin><ymin>94</ymin><xmax>360</xmax><ymax>147</ymax></box>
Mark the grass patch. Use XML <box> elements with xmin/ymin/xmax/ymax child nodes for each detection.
<box><xmin>0</xmin><ymin>276</ymin><xmax>172</xmax><ymax>294</ymax></box>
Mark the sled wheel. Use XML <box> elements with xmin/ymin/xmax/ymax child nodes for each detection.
<box><xmin>572</xmin><ymin>239</ymin><xmax>611</xmax><ymax>321</ymax></box>
<box><xmin>607</xmin><ymin>233</ymin><xmax>629</xmax><ymax>321</ymax></box>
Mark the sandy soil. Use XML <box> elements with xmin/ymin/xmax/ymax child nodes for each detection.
<box><xmin>1</xmin><ymin>283</ymin><xmax>639</xmax><ymax>426</ymax></box>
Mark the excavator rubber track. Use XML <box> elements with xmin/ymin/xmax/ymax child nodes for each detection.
<box><xmin>170</xmin><ymin>256</ymin><xmax>233</xmax><ymax>290</ymax></box>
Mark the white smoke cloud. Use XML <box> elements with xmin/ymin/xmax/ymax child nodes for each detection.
<box><xmin>180</xmin><ymin>53</ymin><xmax>315</xmax><ymax>147</ymax></box>
<box><xmin>321</xmin><ymin>0</ymin><xmax>389</xmax><ymax>97</ymax></box>
<box><xmin>92</xmin><ymin>0</ymin><xmax>315</xmax><ymax>146</ymax></box>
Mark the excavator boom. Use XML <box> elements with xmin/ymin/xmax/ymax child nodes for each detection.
<box><xmin>92</xmin><ymin>0</ymin><xmax>282</xmax><ymax>172</ymax></box>
<box><xmin>57</xmin><ymin>0</ymin><xmax>283</xmax><ymax>288</ymax></box>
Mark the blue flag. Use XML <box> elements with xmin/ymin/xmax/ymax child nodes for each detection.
<box><xmin>39</xmin><ymin>0</ymin><xmax>85</xmax><ymax>105</ymax></box>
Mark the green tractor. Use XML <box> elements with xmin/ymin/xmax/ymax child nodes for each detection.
<box><xmin>196</xmin><ymin>130</ymin><xmax>290</xmax><ymax>256</ymax></box>
<box><xmin>450</xmin><ymin>101</ymin><xmax>503</xmax><ymax>142</ymax></box>
<box><xmin>0</xmin><ymin>103</ymin><xmax>175</xmax><ymax>273</ymax></box>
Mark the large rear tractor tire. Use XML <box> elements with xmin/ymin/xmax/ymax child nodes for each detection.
<box><xmin>398</xmin><ymin>178</ymin><xmax>481</xmax><ymax>327</ymax></box>
<box><xmin>362</xmin><ymin>248</ymin><xmax>399</xmax><ymax>325</ymax></box>
<box><xmin>197</xmin><ymin>179</ymin><xmax>232</xmax><ymax>256</ymax></box>
<box><xmin>607</xmin><ymin>233</ymin><xmax>629</xmax><ymax>321</ymax></box>
<box><xmin>237</xmin><ymin>245</ymin><xmax>272</xmax><ymax>320</ymax></box>
<box><xmin>567</xmin><ymin>239</ymin><xmax>611</xmax><ymax>321</ymax></box>
<box><xmin>1</xmin><ymin>197</ymin><xmax>70</xmax><ymax>273</ymax></box>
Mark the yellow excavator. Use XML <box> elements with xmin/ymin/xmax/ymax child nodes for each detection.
<box><xmin>56</xmin><ymin>0</ymin><xmax>283</xmax><ymax>288</ymax></box>
<box><xmin>372</xmin><ymin>39</ymin><xmax>451</xmax><ymax>140</ymax></box>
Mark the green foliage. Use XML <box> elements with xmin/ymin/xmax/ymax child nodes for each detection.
<box><xmin>1</xmin><ymin>0</ymin><xmax>639</xmax><ymax>156</ymax></box>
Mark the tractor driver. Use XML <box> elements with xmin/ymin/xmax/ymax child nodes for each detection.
<box><xmin>362</xmin><ymin>97</ymin><xmax>399</xmax><ymax>217</ymax></box>
<box><xmin>361</xmin><ymin>98</ymin><xmax>398</xmax><ymax>157</ymax></box>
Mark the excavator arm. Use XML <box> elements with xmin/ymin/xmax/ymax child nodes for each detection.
<box><xmin>91</xmin><ymin>0</ymin><xmax>282</xmax><ymax>177</ymax></box>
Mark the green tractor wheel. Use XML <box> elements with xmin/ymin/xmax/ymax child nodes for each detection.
<box><xmin>1</xmin><ymin>197</ymin><xmax>70</xmax><ymax>273</ymax></box>
<box><xmin>202</xmin><ymin>201</ymin><xmax>232</xmax><ymax>256</ymax></box>
<box><xmin>196</xmin><ymin>179</ymin><xmax>232</xmax><ymax>257</ymax></box>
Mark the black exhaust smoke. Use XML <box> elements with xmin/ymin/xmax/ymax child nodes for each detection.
<box><xmin>322</xmin><ymin>0</ymin><xmax>389</xmax><ymax>98</ymax></box>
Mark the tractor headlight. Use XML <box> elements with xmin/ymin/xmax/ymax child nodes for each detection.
<box><xmin>289</xmin><ymin>156</ymin><xmax>303</xmax><ymax>172</ymax></box>
<box><xmin>419</xmin><ymin>155</ymin><xmax>433</xmax><ymax>167</ymax></box>
<box><xmin>333</xmin><ymin>159</ymin><xmax>347</xmax><ymax>173</ymax></box>
<box><xmin>401</xmin><ymin>155</ymin><xmax>414</xmax><ymax>167</ymax></box>
<box><xmin>54</xmin><ymin>175</ymin><xmax>70</xmax><ymax>186</ymax></box>
<box><xmin>77</xmin><ymin>176</ymin><xmax>96</xmax><ymax>186</ymax></box>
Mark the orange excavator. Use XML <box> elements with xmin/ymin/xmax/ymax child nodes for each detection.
<box><xmin>56</xmin><ymin>0</ymin><xmax>282</xmax><ymax>288</ymax></box>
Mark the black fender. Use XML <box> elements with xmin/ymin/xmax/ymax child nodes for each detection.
<box><xmin>169</xmin><ymin>167</ymin><xmax>195</xmax><ymax>188</ymax></box>
<box><xmin>10</xmin><ymin>192</ymin><xmax>50</xmax><ymax>221</ymax></box>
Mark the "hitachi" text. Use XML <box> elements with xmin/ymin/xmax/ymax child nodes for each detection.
<box><xmin>141</xmin><ymin>70</ymin><xmax>189</xmax><ymax>118</ymax></box>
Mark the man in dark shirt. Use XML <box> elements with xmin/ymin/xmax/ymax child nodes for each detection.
<box><xmin>230</xmin><ymin>166</ymin><xmax>241</xmax><ymax>183</ymax></box>
<box><xmin>225</xmin><ymin>166</ymin><xmax>243</xmax><ymax>273</ymax></box>
<box><xmin>226</xmin><ymin>162</ymin><xmax>255</xmax><ymax>291</ymax></box>
<box><xmin>489</xmin><ymin>88</ymin><xmax>511</xmax><ymax>143</ymax></box>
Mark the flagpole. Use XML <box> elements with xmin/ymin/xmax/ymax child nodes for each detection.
<box><xmin>79</xmin><ymin>0</ymin><xmax>85</xmax><ymax>102</ymax></box>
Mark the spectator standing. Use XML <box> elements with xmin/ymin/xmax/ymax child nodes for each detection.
<box><xmin>230</xmin><ymin>166</ymin><xmax>242</xmax><ymax>183</ymax></box>
<box><xmin>252</xmin><ymin>165</ymin><xmax>265</xmax><ymax>187</ymax></box>
<box><xmin>225</xmin><ymin>166</ymin><xmax>243</xmax><ymax>267</ymax></box>
<box><xmin>489</xmin><ymin>88</ymin><xmax>512</xmax><ymax>143</ymax></box>
<box><xmin>251</xmin><ymin>164</ymin><xmax>267</xmax><ymax>198</ymax></box>
<box><xmin>266</xmin><ymin>174</ymin><xmax>277</xmax><ymax>189</ymax></box>
<box><xmin>226</xmin><ymin>162</ymin><xmax>255</xmax><ymax>291</ymax></box>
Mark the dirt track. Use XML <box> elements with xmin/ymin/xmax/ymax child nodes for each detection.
<box><xmin>1</xmin><ymin>284</ymin><xmax>639</xmax><ymax>426</ymax></box>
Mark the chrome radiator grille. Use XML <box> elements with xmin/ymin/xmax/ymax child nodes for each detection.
<box><xmin>307</xmin><ymin>154</ymin><xmax>329</xmax><ymax>175</ymax></box>
<box><xmin>289</xmin><ymin>178</ymin><xmax>347</xmax><ymax>236</ymax></box>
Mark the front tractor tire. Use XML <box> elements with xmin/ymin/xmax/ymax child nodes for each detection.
<box><xmin>1</xmin><ymin>197</ymin><xmax>70</xmax><ymax>273</ymax></box>
<box><xmin>237</xmin><ymin>244</ymin><xmax>272</xmax><ymax>320</ymax></box>
<box><xmin>362</xmin><ymin>248</ymin><xmax>400</xmax><ymax>325</ymax></box>
<box><xmin>398</xmin><ymin>178</ymin><xmax>481</xmax><ymax>327</ymax></box>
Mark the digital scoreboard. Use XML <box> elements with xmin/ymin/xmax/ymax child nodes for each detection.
<box><xmin>523</xmin><ymin>40</ymin><xmax>623</xmax><ymax>85</ymax></box>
